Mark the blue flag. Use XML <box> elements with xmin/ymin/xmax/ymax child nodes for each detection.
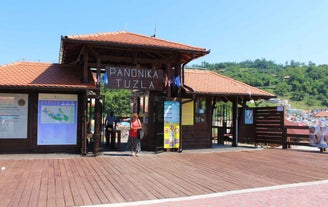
<box><xmin>103</xmin><ymin>72</ymin><xmax>108</xmax><ymax>85</ymax></box>
<box><xmin>174</xmin><ymin>75</ymin><xmax>181</xmax><ymax>88</ymax></box>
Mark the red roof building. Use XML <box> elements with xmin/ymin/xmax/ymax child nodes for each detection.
<box><xmin>0</xmin><ymin>62</ymin><xmax>96</xmax><ymax>90</ymax></box>
<box><xmin>184</xmin><ymin>69</ymin><xmax>274</xmax><ymax>100</ymax></box>
<box><xmin>314</xmin><ymin>111</ymin><xmax>328</xmax><ymax>118</ymax></box>
<box><xmin>60</xmin><ymin>31</ymin><xmax>209</xmax><ymax>65</ymax></box>
<box><xmin>0</xmin><ymin>31</ymin><xmax>276</xmax><ymax>154</ymax></box>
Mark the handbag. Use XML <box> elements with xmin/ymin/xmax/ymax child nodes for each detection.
<box><xmin>138</xmin><ymin>129</ymin><xmax>144</xmax><ymax>140</ymax></box>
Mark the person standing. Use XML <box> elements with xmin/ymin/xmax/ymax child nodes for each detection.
<box><xmin>105</xmin><ymin>111</ymin><xmax>116</xmax><ymax>148</ymax></box>
<box><xmin>127</xmin><ymin>113</ymin><xmax>142</xmax><ymax>157</ymax></box>
<box><xmin>309</xmin><ymin>126</ymin><xmax>320</xmax><ymax>146</ymax></box>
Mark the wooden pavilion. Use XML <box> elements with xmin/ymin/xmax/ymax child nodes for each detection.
<box><xmin>0</xmin><ymin>31</ymin><xmax>275</xmax><ymax>154</ymax></box>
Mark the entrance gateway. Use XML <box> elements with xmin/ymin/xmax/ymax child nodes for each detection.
<box><xmin>0</xmin><ymin>31</ymin><xmax>275</xmax><ymax>154</ymax></box>
<box><xmin>69</xmin><ymin>31</ymin><xmax>211</xmax><ymax>154</ymax></box>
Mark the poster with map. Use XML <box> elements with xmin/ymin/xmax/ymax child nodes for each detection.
<box><xmin>37</xmin><ymin>94</ymin><xmax>77</xmax><ymax>145</ymax></box>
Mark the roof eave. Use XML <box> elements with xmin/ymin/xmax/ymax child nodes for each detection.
<box><xmin>61</xmin><ymin>38</ymin><xmax>209</xmax><ymax>55</ymax></box>
<box><xmin>185</xmin><ymin>91</ymin><xmax>276</xmax><ymax>99</ymax></box>
<box><xmin>0</xmin><ymin>85</ymin><xmax>98</xmax><ymax>91</ymax></box>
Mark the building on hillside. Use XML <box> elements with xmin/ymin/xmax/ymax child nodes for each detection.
<box><xmin>314</xmin><ymin>111</ymin><xmax>328</xmax><ymax>119</ymax></box>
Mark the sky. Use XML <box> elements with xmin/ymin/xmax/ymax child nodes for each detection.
<box><xmin>1</xmin><ymin>0</ymin><xmax>328</xmax><ymax>66</ymax></box>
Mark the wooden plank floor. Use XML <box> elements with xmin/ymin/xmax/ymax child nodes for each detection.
<box><xmin>0</xmin><ymin>148</ymin><xmax>328</xmax><ymax>207</ymax></box>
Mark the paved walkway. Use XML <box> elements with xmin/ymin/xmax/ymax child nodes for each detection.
<box><xmin>83</xmin><ymin>180</ymin><xmax>328</xmax><ymax>207</ymax></box>
<box><xmin>1</xmin><ymin>145</ymin><xmax>328</xmax><ymax>207</ymax></box>
<box><xmin>83</xmin><ymin>145</ymin><xmax>328</xmax><ymax>207</ymax></box>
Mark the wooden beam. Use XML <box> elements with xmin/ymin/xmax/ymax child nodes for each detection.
<box><xmin>75</xmin><ymin>45</ymin><xmax>85</xmax><ymax>64</ymax></box>
<box><xmin>83</xmin><ymin>50</ymin><xmax>89</xmax><ymax>83</ymax></box>
<box><xmin>98</xmin><ymin>54</ymin><xmax>177</xmax><ymax>65</ymax></box>
<box><xmin>96</xmin><ymin>58</ymin><xmax>101</xmax><ymax>86</ymax></box>
<box><xmin>86</xmin><ymin>46</ymin><xmax>100</xmax><ymax>58</ymax></box>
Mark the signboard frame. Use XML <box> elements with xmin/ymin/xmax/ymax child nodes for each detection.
<box><xmin>163</xmin><ymin>100</ymin><xmax>180</xmax><ymax>149</ymax></box>
<box><xmin>0</xmin><ymin>93</ymin><xmax>28</xmax><ymax>139</ymax></box>
<box><xmin>37</xmin><ymin>93</ymin><xmax>78</xmax><ymax>145</ymax></box>
<box><xmin>104</xmin><ymin>66</ymin><xmax>164</xmax><ymax>91</ymax></box>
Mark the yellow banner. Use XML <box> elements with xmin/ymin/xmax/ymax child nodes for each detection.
<box><xmin>164</xmin><ymin>124</ymin><xmax>180</xmax><ymax>148</ymax></box>
<box><xmin>182</xmin><ymin>99</ymin><xmax>194</xmax><ymax>125</ymax></box>
<box><xmin>163</xmin><ymin>101</ymin><xmax>180</xmax><ymax>149</ymax></box>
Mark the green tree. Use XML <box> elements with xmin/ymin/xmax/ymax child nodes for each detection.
<box><xmin>102</xmin><ymin>89</ymin><xmax>131</xmax><ymax>117</ymax></box>
<box><xmin>291</xmin><ymin>90</ymin><xmax>305</xmax><ymax>101</ymax></box>
<box><xmin>274</xmin><ymin>82</ymin><xmax>290</xmax><ymax>96</ymax></box>
<box><xmin>191</xmin><ymin>59</ymin><xmax>328</xmax><ymax>108</ymax></box>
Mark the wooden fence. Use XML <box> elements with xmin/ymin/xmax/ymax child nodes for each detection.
<box><xmin>212</xmin><ymin>106</ymin><xmax>313</xmax><ymax>149</ymax></box>
<box><xmin>254</xmin><ymin>107</ymin><xmax>285</xmax><ymax>146</ymax></box>
<box><xmin>283</xmin><ymin>125</ymin><xmax>310</xmax><ymax>148</ymax></box>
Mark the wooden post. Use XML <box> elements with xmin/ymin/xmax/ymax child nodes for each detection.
<box><xmin>96</xmin><ymin>57</ymin><xmax>101</xmax><ymax>86</ymax></box>
<box><xmin>93</xmin><ymin>94</ymin><xmax>101</xmax><ymax>154</ymax></box>
<box><xmin>81</xmin><ymin>93</ymin><xmax>88</xmax><ymax>155</ymax></box>
<box><xmin>92</xmin><ymin>57</ymin><xmax>102</xmax><ymax>154</ymax></box>
<box><xmin>166</xmin><ymin>64</ymin><xmax>171</xmax><ymax>98</ymax></box>
<box><xmin>282</xmin><ymin>107</ymin><xmax>288</xmax><ymax>149</ymax></box>
<box><xmin>83</xmin><ymin>51</ymin><xmax>89</xmax><ymax>83</ymax></box>
<box><xmin>282</xmin><ymin>126</ymin><xmax>288</xmax><ymax>149</ymax></box>
<box><xmin>232</xmin><ymin>97</ymin><xmax>238</xmax><ymax>147</ymax></box>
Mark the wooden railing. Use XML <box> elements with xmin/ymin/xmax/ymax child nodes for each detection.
<box><xmin>211</xmin><ymin>107</ymin><xmax>316</xmax><ymax>150</ymax></box>
<box><xmin>283</xmin><ymin>125</ymin><xmax>310</xmax><ymax>149</ymax></box>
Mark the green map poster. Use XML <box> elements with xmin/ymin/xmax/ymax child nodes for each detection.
<box><xmin>37</xmin><ymin>94</ymin><xmax>77</xmax><ymax>145</ymax></box>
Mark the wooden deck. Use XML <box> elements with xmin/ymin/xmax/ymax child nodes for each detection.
<box><xmin>0</xmin><ymin>148</ymin><xmax>328</xmax><ymax>207</ymax></box>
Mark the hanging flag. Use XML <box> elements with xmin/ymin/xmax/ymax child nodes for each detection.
<box><xmin>174</xmin><ymin>75</ymin><xmax>181</xmax><ymax>88</ymax></box>
<box><xmin>103</xmin><ymin>72</ymin><xmax>108</xmax><ymax>85</ymax></box>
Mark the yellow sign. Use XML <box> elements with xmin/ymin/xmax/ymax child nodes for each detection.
<box><xmin>182</xmin><ymin>99</ymin><xmax>194</xmax><ymax>125</ymax></box>
<box><xmin>164</xmin><ymin>124</ymin><xmax>180</xmax><ymax>148</ymax></box>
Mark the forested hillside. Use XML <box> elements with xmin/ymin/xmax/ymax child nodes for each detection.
<box><xmin>192</xmin><ymin>59</ymin><xmax>328</xmax><ymax>109</ymax></box>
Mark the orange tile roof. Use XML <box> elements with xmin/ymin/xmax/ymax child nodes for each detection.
<box><xmin>315</xmin><ymin>111</ymin><xmax>328</xmax><ymax>117</ymax></box>
<box><xmin>284</xmin><ymin>119</ymin><xmax>309</xmax><ymax>135</ymax></box>
<box><xmin>0</xmin><ymin>62</ymin><xmax>96</xmax><ymax>89</ymax></box>
<box><xmin>63</xmin><ymin>31</ymin><xmax>208</xmax><ymax>53</ymax></box>
<box><xmin>184</xmin><ymin>69</ymin><xmax>275</xmax><ymax>98</ymax></box>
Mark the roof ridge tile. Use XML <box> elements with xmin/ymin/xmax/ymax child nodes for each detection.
<box><xmin>64</xmin><ymin>31</ymin><xmax>207</xmax><ymax>51</ymax></box>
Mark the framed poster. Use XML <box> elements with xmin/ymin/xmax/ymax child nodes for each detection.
<box><xmin>309</xmin><ymin>126</ymin><xmax>328</xmax><ymax>148</ymax></box>
<box><xmin>0</xmin><ymin>93</ymin><xmax>28</xmax><ymax>139</ymax></box>
<box><xmin>37</xmin><ymin>93</ymin><xmax>78</xmax><ymax>145</ymax></box>
<box><xmin>244</xmin><ymin>109</ymin><xmax>253</xmax><ymax>124</ymax></box>
<box><xmin>163</xmin><ymin>101</ymin><xmax>180</xmax><ymax>149</ymax></box>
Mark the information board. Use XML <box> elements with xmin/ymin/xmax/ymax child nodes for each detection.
<box><xmin>0</xmin><ymin>93</ymin><xmax>28</xmax><ymax>139</ymax></box>
<box><xmin>37</xmin><ymin>94</ymin><xmax>78</xmax><ymax>145</ymax></box>
<box><xmin>163</xmin><ymin>101</ymin><xmax>180</xmax><ymax>149</ymax></box>
<box><xmin>244</xmin><ymin>109</ymin><xmax>254</xmax><ymax>124</ymax></box>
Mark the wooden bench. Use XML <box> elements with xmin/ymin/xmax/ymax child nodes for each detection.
<box><xmin>287</xmin><ymin>136</ymin><xmax>327</xmax><ymax>152</ymax></box>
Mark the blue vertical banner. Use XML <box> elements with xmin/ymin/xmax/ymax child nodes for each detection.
<box><xmin>164</xmin><ymin>101</ymin><xmax>180</xmax><ymax>149</ymax></box>
<box><xmin>244</xmin><ymin>109</ymin><xmax>253</xmax><ymax>124</ymax></box>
